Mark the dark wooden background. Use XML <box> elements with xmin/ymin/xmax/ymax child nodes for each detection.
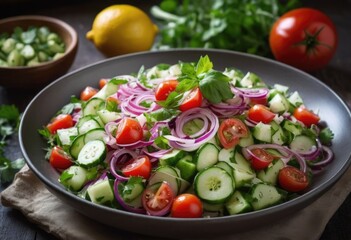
<box><xmin>1</xmin><ymin>0</ymin><xmax>350</xmax><ymax>239</ymax></box>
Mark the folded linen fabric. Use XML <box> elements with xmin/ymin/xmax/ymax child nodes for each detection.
<box><xmin>1</xmin><ymin>164</ymin><xmax>351</xmax><ymax>240</ymax></box>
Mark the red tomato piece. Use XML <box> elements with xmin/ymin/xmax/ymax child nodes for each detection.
<box><xmin>248</xmin><ymin>104</ymin><xmax>276</xmax><ymax>124</ymax></box>
<box><xmin>99</xmin><ymin>78</ymin><xmax>108</xmax><ymax>89</ymax></box>
<box><xmin>171</xmin><ymin>193</ymin><xmax>203</xmax><ymax>218</ymax></box>
<box><xmin>293</xmin><ymin>106</ymin><xmax>320</xmax><ymax>127</ymax></box>
<box><xmin>116</xmin><ymin>117</ymin><xmax>143</xmax><ymax>144</ymax></box>
<box><xmin>80</xmin><ymin>86</ymin><xmax>99</xmax><ymax>101</ymax></box>
<box><xmin>218</xmin><ymin>118</ymin><xmax>248</xmax><ymax>149</ymax></box>
<box><xmin>249</xmin><ymin>148</ymin><xmax>274</xmax><ymax>170</ymax></box>
<box><xmin>269</xmin><ymin>8</ymin><xmax>338</xmax><ymax>72</ymax></box>
<box><xmin>155</xmin><ymin>80</ymin><xmax>179</xmax><ymax>101</ymax></box>
<box><xmin>179</xmin><ymin>88</ymin><xmax>203</xmax><ymax>112</ymax></box>
<box><xmin>46</xmin><ymin>114</ymin><xmax>73</xmax><ymax>134</ymax></box>
<box><xmin>121</xmin><ymin>155</ymin><xmax>152</xmax><ymax>179</ymax></box>
<box><xmin>142</xmin><ymin>181</ymin><xmax>175</xmax><ymax>216</ymax></box>
<box><xmin>278</xmin><ymin>166</ymin><xmax>309</xmax><ymax>192</ymax></box>
<box><xmin>49</xmin><ymin>146</ymin><xmax>73</xmax><ymax>169</ymax></box>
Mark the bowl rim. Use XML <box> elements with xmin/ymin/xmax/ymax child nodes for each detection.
<box><xmin>0</xmin><ymin>15</ymin><xmax>78</xmax><ymax>70</ymax></box>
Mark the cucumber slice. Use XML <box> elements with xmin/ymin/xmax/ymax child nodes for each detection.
<box><xmin>69</xmin><ymin>134</ymin><xmax>85</xmax><ymax>160</ymax></box>
<box><xmin>97</xmin><ymin>109</ymin><xmax>121</xmax><ymax>124</ymax></box>
<box><xmin>283</xmin><ymin>120</ymin><xmax>302</xmax><ymax>136</ymax></box>
<box><xmin>120</xmin><ymin>181</ymin><xmax>145</xmax><ymax>202</ymax></box>
<box><xmin>159</xmin><ymin>149</ymin><xmax>185</xmax><ymax>166</ymax></box>
<box><xmin>257</xmin><ymin>159</ymin><xmax>285</xmax><ymax>185</ymax></box>
<box><xmin>269</xmin><ymin>93</ymin><xmax>290</xmax><ymax>113</ymax></box>
<box><xmin>87</xmin><ymin>179</ymin><xmax>114</xmax><ymax>205</ymax></box>
<box><xmin>84</xmin><ymin>128</ymin><xmax>108</xmax><ymax>143</ymax></box>
<box><xmin>225</xmin><ymin>190</ymin><xmax>252</xmax><ymax>215</ymax></box>
<box><xmin>77</xmin><ymin>140</ymin><xmax>106</xmax><ymax>168</ymax></box>
<box><xmin>250</xmin><ymin>183</ymin><xmax>282</xmax><ymax>210</ymax></box>
<box><xmin>289</xmin><ymin>135</ymin><xmax>316</xmax><ymax>154</ymax></box>
<box><xmin>195</xmin><ymin>143</ymin><xmax>219</xmax><ymax>171</ymax></box>
<box><xmin>218</xmin><ymin>147</ymin><xmax>235</xmax><ymax>163</ymax></box>
<box><xmin>57</xmin><ymin>127</ymin><xmax>78</xmax><ymax>146</ymax></box>
<box><xmin>253</xmin><ymin>122</ymin><xmax>272</xmax><ymax>143</ymax></box>
<box><xmin>83</xmin><ymin>98</ymin><xmax>105</xmax><ymax>116</ymax></box>
<box><xmin>239</xmin><ymin>130</ymin><xmax>254</xmax><ymax>147</ymax></box>
<box><xmin>77</xmin><ymin>117</ymin><xmax>101</xmax><ymax>135</ymax></box>
<box><xmin>59</xmin><ymin>165</ymin><xmax>88</xmax><ymax>191</ymax></box>
<box><xmin>194</xmin><ymin>166</ymin><xmax>234</xmax><ymax>204</ymax></box>
<box><xmin>93</xmin><ymin>81</ymin><xmax>119</xmax><ymax>99</ymax></box>
<box><xmin>232</xmin><ymin>163</ymin><xmax>256</xmax><ymax>188</ymax></box>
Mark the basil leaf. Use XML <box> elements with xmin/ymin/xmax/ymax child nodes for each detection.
<box><xmin>199</xmin><ymin>71</ymin><xmax>233</xmax><ymax>104</ymax></box>
<box><xmin>196</xmin><ymin>55</ymin><xmax>213</xmax><ymax>76</ymax></box>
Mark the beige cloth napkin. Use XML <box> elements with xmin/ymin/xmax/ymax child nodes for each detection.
<box><xmin>1</xmin><ymin>164</ymin><xmax>351</xmax><ymax>240</ymax></box>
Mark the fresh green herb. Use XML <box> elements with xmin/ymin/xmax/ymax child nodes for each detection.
<box><xmin>151</xmin><ymin>0</ymin><xmax>301</xmax><ymax>57</ymax></box>
<box><xmin>319</xmin><ymin>127</ymin><xmax>334</xmax><ymax>145</ymax></box>
<box><xmin>0</xmin><ymin>105</ymin><xmax>25</xmax><ymax>184</ymax></box>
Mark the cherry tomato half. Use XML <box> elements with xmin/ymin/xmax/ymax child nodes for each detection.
<box><xmin>270</xmin><ymin>8</ymin><xmax>338</xmax><ymax>72</ymax></box>
<box><xmin>155</xmin><ymin>80</ymin><xmax>179</xmax><ymax>101</ymax></box>
<box><xmin>249</xmin><ymin>148</ymin><xmax>274</xmax><ymax>170</ymax></box>
<box><xmin>278</xmin><ymin>166</ymin><xmax>309</xmax><ymax>192</ymax></box>
<box><xmin>46</xmin><ymin>114</ymin><xmax>74</xmax><ymax>134</ymax></box>
<box><xmin>80</xmin><ymin>86</ymin><xmax>99</xmax><ymax>101</ymax></box>
<box><xmin>293</xmin><ymin>106</ymin><xmax>320</xmax><ymax>127</ymax></box>
<box><xmin>171</xmin><ymin>193</ymin><xmax>203</xmax><ymax>218</ymax></box>
<box><xmin>142</xmin><ymin>181</ymin><xmax>175</xmax><ymax>216</ymax></box>
<box><xmin>218</xmin><ymin>118</ymin><xmax>248</xmax><ymax>149</ymax></box>
<box><xmin>116</xmin><ymin>117</ymin><xmax>143</xmax><ymax>144</ymax></box>
<box><xmin>248</xmin><ymin>104</ymin><xmax>276</xmax><ymax>124</ymax></box>
<box><xmin>121</xmin><ymin>155</ymin><xmax>152</xmax><ymax>179</ymax></box>
<box><xmin>49</xmin><ymin>146</ymin><xmax>73</xmax><ymax>169</ymax></box>
<box><xmin>99</xmin><ymin>78</ymin><xmax>108</xmax><ymax>89</ymax></box>
<box><xmin>179</xmin><ymin>88</ymin><xmax>203</xmax><ymax>112</ymax></box>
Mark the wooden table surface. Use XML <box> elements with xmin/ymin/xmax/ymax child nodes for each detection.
<box><xmin>1</xmin><ymin>0</ymin><xmax>350</xmax><ymax>239</ymax></box>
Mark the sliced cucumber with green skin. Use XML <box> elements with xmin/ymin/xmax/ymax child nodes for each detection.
<box><xmin>250</xmin><ymin>183</ymin><xmax>282</xmax><ymax>210</ymax></box>
<box><xmin>257</xmin><ymin>159</ymin><xmax>285</xmax><ymax>185</ymax></box>
<box><xmin>87</xmin><ymin>178</ymin><xmax>114</xmax><ymax>205</ymax></box>
<box><xmin>120</xmin><ymin>181</ymin><xmax>145</xmax><ymax>203</ymax></box>
<box><xmin>225</xmin><ymin>190</ymin><xmax>252</xmax><ymax>215</ymax></box>
<box><xmin>216</xmin><ymin>161</ymin><xmax>235</xmax><ymax>188</ymax></box>
<box><xmin>232</xmin><ymin>163</ymin><xmax>256</xmax><ymax>188</ymax></box>
<box><xmin>202</xmin><ymin>201</ymin><xmax>224</xmax><ymax>212</ymax></box>
<box><xmin>84</xmin><ymin>128</ymin><xmax>108</xmax><ymax>143</ymax></box>
<box><xmin>59</xmin><ymin>165</ymin><xmax>88</xmax><ymax>191</ymax></box>
<box><xmin>253</xmin><ymin>122</ymin><xmax>272</xmax><ymax>143</ymax></box>
<box><xmin>159</xmin><ymin>149</ymin><xmax>185</xmax><ymax>166</ymax></box>
<box><xmin>289</xmin><ymin>135</ymin><xmax>316</xmax><ymax>154</ymax></box>
<box><xmin>239</xmin><ymin>131</ymin><xmax>254</xmax><ymax>147</ymax></box>
<box><xmin>148</xmin><ymin>166</ymin><xmax>180</xmax><ymax>195</ymax></box>
<box><xmin>83</xmin><ymin>98</ymin><xmax>105</xmax><ymax>116</ymax></box>
<box><xmin>195</xmin><ymin>143</ymin><xmax>219</xmax><ymax>171</ymax></box>
<box><xmin>93</xmin><ymin>81</ymin><xmax>120</xmax><ymax>100</ymax></box>
<box><xmin>194</xmin><ymin>166</ymin><xmax>234</xmax><ymax>204</ymax></box>
<box><xmin>283</xmin><ymin>120</ymin><xmax>302</xmax><ymax>136</ymax></box>
<box><xmin>233</xmin><ymin>151</ymin><xmax>252</xmax><ymax>172</ymax></box>
<box><xmin>97</xmin><ymin>109</ymin><xmax>121</xmax><ymax>124</ymax></box>
<box><xmin>77</xmin><ymin>115</ymin><xmax>101</xmax><ymax>135</ymax></box>
<box><xmin>57</xmin><ymin>127</ymin><xmax>78</xmax><ymax>146</ymax></box>
<box><xmin>76</xmin><ymin>140</ymin><xmax>106</xmax><ymax>168</ymax></box>
<box><xmin>218</xmin><ymin>147</ymin><xmax>235</xmax><ymax>163</ymax></box>
<box><xmin>70</xmin><ymin>134</ymin><xmax>85</xmax><ymax>160</ymax></box>
<box><xmin>269</xmin><ymin>93</ymin><xmax>290</xmax><ymax>113</ymax></box>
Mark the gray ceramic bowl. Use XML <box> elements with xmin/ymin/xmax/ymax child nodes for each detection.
<box><xmin>19</xmin><ymin>49</ymin><xmax>351</xmax><ymax>238</ymax></box>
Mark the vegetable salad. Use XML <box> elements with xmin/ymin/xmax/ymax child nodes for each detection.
<box><xmin>39</xmin><ymin>56</ymin><xmax>334</xmax><ymax>218</ymax></box>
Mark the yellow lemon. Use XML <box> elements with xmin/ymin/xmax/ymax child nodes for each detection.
<box><xmin>86</xmin><ymin>5</ymin><xmax>158</xmax><ymax>57</ymax></box>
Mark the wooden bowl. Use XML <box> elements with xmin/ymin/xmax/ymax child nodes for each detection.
<box><xmin>0</xmin><ymin>15</ymin><xmax>78</xmax><ymax>89</ymax></box>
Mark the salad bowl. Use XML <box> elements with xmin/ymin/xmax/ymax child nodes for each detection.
<box><xmin>19</xmin><ymin>49</ymin><xmax>351</xmax><ymax>238</ymax></box>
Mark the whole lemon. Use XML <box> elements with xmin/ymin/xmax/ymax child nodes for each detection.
<box><xmin>86</xmin><ymin>5</ymin><xmax>158</xmax><ymax>57</ymax></box>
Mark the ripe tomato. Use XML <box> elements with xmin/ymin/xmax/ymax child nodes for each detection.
<box><xmin>49</xmin><ymin>146</ymin><xmax>73</xmax><ymax>169</ymax></box>
<box><xmin>171</xmin><ymin>193</ymin><xmax>203</xmax><ymax>218</ymax></box>
<box><xmin>278</xmin><ymin>166</ymin><xmax>309</xmax><ymax>192</ymax></box>
<box><xmin>121</xmin><ymin>155</ymin><xmax>151</xmax><ymax>179</ymax></box>
<box><xmin>80</xmin><ymin>86</ymin><xmax>99</xmax><ymax>101</ymax></box>
<box><xmin>249</xmin><ymin>148</ymin><xmax>274</xmax><ymax>170</ymax></box>
<box><xmin>116</xmin><ymin>117</ymin><xmax>143</xmax><ymax>144</ymax></box>
<box><xmin>142</xmin><ymin>181</ymin><xmax>175</xmax><ymax>216</ymax></box>
<box><xmin>293</xmin><ymin>106</ymin><xmax>320</xmax><ymax>127</ymax></box>
<box><xmin>47</xmin><ymin>114</ymin><xmax>74</xmax><ymax>134</ymax></box>
<box><xmin>179</xmin><ymin>88</ymin><xmax>202</xmax><ymax>112</ymax></box>
<box><xmin>155</xmin><ymin>79</ymin><xmax>179</xmax><ymax>101</ymax></box>
<box><xmin>218</xmin><ymin>118</ymin><xmax>248</xmax><ymax>149</ymax></box>
<box><xmin>270</xmin><ymin>8</ymin><xmax>337</xmax><ymax>72</ymax></box>
<box><xmin>248</xmin><ymin>104</ymin><xmax>275</xmax><ymax>124</ymax></box>
<box><xmin>99</xmin><ymin>78</ymin><xmax>108</xmax><ymax>89</ymax></box>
